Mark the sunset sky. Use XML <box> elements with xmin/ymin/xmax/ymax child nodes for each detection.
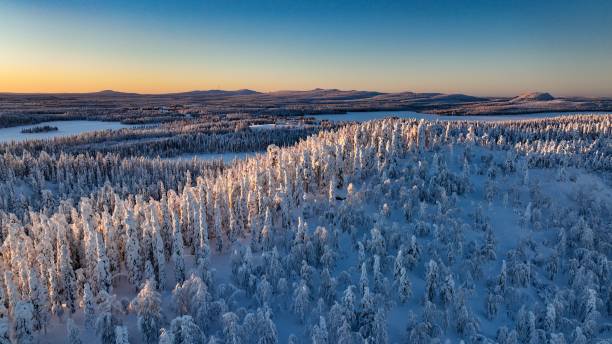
<box><xmin>1</xmin><ymin>0</ymin><xmax>611</xmax><ymax>96</ymax></box>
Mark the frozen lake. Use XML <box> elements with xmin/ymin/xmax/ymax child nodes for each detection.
<box><xmin>0</xmin><ymin>120</ymin><xmax>135</xmax><ymax>143</ymax></box>
<box><xmin>311</xmin><ymin>110</ymin><xmax>610</xmax><ymax>122</ymax></box>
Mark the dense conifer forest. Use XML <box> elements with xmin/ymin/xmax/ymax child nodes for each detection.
<box><xmin>0</xmin><ymin>114</ymin><xmax>610</xmax><ymax>343</ymax></box>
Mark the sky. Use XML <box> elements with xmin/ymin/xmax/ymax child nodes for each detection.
<box><xmin>1</xmin><ymin>0</ymin><xmax>611</xmax><ymax>97</ymax></box>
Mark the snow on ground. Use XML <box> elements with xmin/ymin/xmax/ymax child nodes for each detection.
<box><xmin>40</xmin><ymin>144</ymin><xmax>611</xmax><ymax>343</ymax></box>
<box><xmin>4</xmin><ymin>116</ymin><xmax>609</xmax><ymax>344</ymax></box>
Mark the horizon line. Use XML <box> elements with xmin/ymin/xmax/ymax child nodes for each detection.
<box><xmin>1</xmin><ymin>88</ymin><xmax>609</xmax><ymax>99</ymax></box>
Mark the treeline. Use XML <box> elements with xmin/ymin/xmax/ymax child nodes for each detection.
<box><xmin>20</xmin><ymin>126</ymin><xmax>58</xmax><ymax>134</ymax></box>
<box><xmin>0</xmin><ymin>117</ymin><xmax>326</xmax><ymax>158</ymax></box>
<box><xmin>0</xmin><ymin>151</ymin><xmax>226</xmax><ymax>218</ymax></box>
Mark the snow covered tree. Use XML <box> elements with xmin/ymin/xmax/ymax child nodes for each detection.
<box><xmin>213</xmin><ymin>198</ymin><xmax>224</xmax><ymax>253</ymax></box>
<box><xmin>543</xmin><ymin>303</ymin><xmax>557</xmax><ymax>333</ymax></box>
<box><xmin>485</xmin><ymin>291</ymin><xmax>499</xmax><ymax>320</ymax></box>
<box><xmin>171</xmin><ymin>315</ymin><xmax>203</xmax><ymax>344</ymax></box>
<box><xmin>222</xmin><ymin>312</ymin><xmax>241</xmax><ymax>344</ymax></box>
<box><xmin>0</xmin><ymin>318</ymin><xmax>9</xmax><ymax>344</ymax></box>
<box><xmin>311</xmin><ymin>316</ymin><xmax>328</xmax><ymax>344</ymax></box>
<box><xmin>405</xmin><ymin>235</ymin><xmax>421</xmax><ymax>270</ymax></box>
<box><xmin>359</xmin><ymin>287</ymin><xmax>376</xmax><ymax>339</ymax></box>
<box><xmin>370</xmin><ymin>310</ymin><xmax>388</xmax><ymax>344</ymax></box>
<box><xmin>257</xmin><ymin>308</ymin><xmax>278</xmax><ymax>344</ymax></box>
<box><xmin>256</xmin><ymin>276</ymin><xmax>272</xmax><ymax>307</ymax></box>
<box><xmin>359</xmin><ymin>262</ymin><xmax>369</xmax><ymax>295</ymax></box>
<box><xmin>292</xmin><ymin>280</ymin><xmax>310</xmax><ymax>323</ymax></box>
<box><xmin>336</xmin><ymin>318</ymin><xmax>353</xmax><ymax>344</ymax></box>
<box><xmin>516</xmin><ymin>307</ymin><xmax>536</xmax><ymax>344</ymax></box>
<box><xmin>571</xmin><ymin>327</ymin><xmax>587</xmax><ymax>344</ymax></box>
<box><xmin>95</xmin><ymin>310</ymin><xmax>116</xmax><ymax>344</ymax></box>
<box><xmin>398</xmin><ymin>268</ymin><xmax>412</xmax><ymax>303</ymax></box>
<box><xmin>27</xmin><ymin>268</ymin><xmax>50</xmax><ymax>331</ymax></box>
<box><xmin>14</xmin><ymin>301</ymin><xmax>34</xmax><ymax>344</ymax></box>
<box><xmin>57</xmin><ymin>228</ymin><xmax>77</xmax><ymax>314</ymax></box>
<box><xmin>123</xmin><ymin>207</ymin><xmax>142</xmax><ymax>289</ymax></box>
<box><xmin>66</xmin><ymin>318</ymin><xmax>82</xmax><ymax>344</ymax></box>
<box><xmin>83</xmin><ymin>283</ymin><xmax>96</xmax><ymax>329</ymax></box>
<box><xmin>95</xmin><ymin>231</ymin><xmax>112</xmax><ymax>294</ymax></box>
<box><xmin>424</xmin><ymin>260</ymin><xmax>439</xmax><ymax>302</ymax></box>
<box><xmin>131</xmin><ymin>279</ymin><xmax>162</xmax><ymax>344</ymax></box>
<box><xmin>159</xmin><ymin>328</ymin><xmax>173</xmax><ymax>344</ymax></box>
<box><xmin>171</xmin><ymin>207</ymin><xmax>186</xmax><ymax>284</ymax></box>
<box><xmin>319</xmin><ymin>268</ymin><xmax>336</xmax><ymax>306</ymax></box>
<box><xmin>114</xmin><ymin>325</ymin><xmax>129</xmax><ymax>344</ymax></box>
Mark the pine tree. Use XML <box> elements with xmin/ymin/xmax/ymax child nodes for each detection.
<box><xmin>256</xmin><ymin>276</ymin><xmax>272</xmax><ymax>307</ymax></box>
<box><xmin>171</xmin><ymin>207</ymin><xmax>186</xmax><ymax>284</ymax></box>
<box><xmin>95</xmin><ymin>231</ymin><xmax>112</xmax><ymax>294</ymax></box>
<box><xmin>27</xmin><ymin>268</ymin><xmax>50</xmax><ymax>331</ymax></box>
<box><xmin>319</xmin><ymin>268</ymin><xmax>336</xmax><ymax>306</ymax></box>
<box><xmin>114</xmin><ymin>325</ymin><xmax>129</xmax><ymax>344</ymax></box>
<box><xmin>66</xmin><ymin>318</ymin><xmax>82</xmax><ymax>344</ymax></box>
<box><xmin>131</xmin><ymin>279</ymin><xmax>162</xmax><ymax>344</ymax></box>
<box><xmin>549</xmin><ymin>333</ymin><xmax>566</xmax><ymax>344</ymax></box>
<box><xmin>150</xmin><ymin>204</ymin><xmax>167</xmax><ymax>289</ymax></box>
<box><xmin>95</xmin><ymin>311</ymin><xmax>116</xmax><ymax>344</ymax></box>
<box><xmin>439</xmin><ymin>273</ymin><xmax>455</xmax><ymax>308</ymax></box>
<box><xmin>0</xmin><ymin>318</ymin><xmax>9</xmax><ymax>344</ymax></box>
<box><xmin>101</xmin><ymin>211</ymin><xmax>120</xmax><ymax>273</ymax></box>
<box><xmin>222</xmin><ymin>312</ymin><xmax>241</xmax><ymax>344</ymax></box>
<box><xmin>406</xmin><ymin>235</ymin><xmax>420</xmax><ymax>270</ymax></box>
<box><xmin>292</xmin><ymin>280</ymin><xmax>310</xmax><ymax>323</ymax></box>
<box><xmin>424</xmin><ymin>260</ymin><xmax>438</xmax><ymax>302</ymax></box>
<box><xmin>311</xmin><ymin>316</ymin><xmax>328</xmax><ymax>344</ymax></box>
<box><xmin>158</xmin><ymin>328</ymin><xmax>173</xmax><ymax>344</ymax></box>
<box><xmin>398</xmin><ymin>267</ymin><xmax>412</xmax><ymax>303</ymax></box>
<box><xmin>359</xmin><ymin>287</ymin><xmax>376</xmax><ymax>339</ymax></box>
<box><xmin>485</xmin><ymin>291</ymin><xmax>498</xmax><ymax>320</ymax></box>
<box><xmin>498</xmin><ymin>260</ymin><xmax>507</xmax><ymax>293</ymax></box>
<box><xmin>196</xmin><ymin>198</ymin><xmax>210</xmax><ymax>262</ymax></box>
<box><xmin>57</xmin><ymin>226</ymin><xmax>77</xmax><ymax>314</ymax></box>
<box><xmin>572</xmin><ymin>327</ymin><xmax>587</xmax><ymax>344</ymax></box>
<box><xmin>370</xmin><ymin>310</ymin><xmax>389</xmax><ymax>344</ymax></box>
<box><xmin>213</xmin><ymin>198</ymin><xmax>224</xmax><ymax>253</ymax></box>
<box><xmin>337</xmin><ymin>318</ymin><xmax>353</xmax><ymax>344</ymax></box>
<box><xmin>516</xmin><ymin>307</ymin><xmax>536</xmax><ymax>344</ymax></box>
<box><xmin>124</xmin><ymin>207</ymin><xmax>142</xmax><ymax>289</ymax></box>
<box><xmin>359</xmin><ymin>262</ymin><xmax>369</xmax><ymax>295</ymax></box>
<box><xmin>14</xmin><ymin>301</ymin><xmax>34</xmax><ymax>344</ymax></box>
<box><xmin>544</xmin><ymin>303</ymin><xmax>556</xmax><ymax>333</ymax></box>
<box><xmin>257</xmin><ymin>308</ymin><xmax>278</xmax><ymax>344</ymax></box>
<box><xmin>83</xmin><ymin>283</ymin><xmax>96</xmax><ymax>329</ymax></box>
<box><xmin>171</xmin><ymin>315</ymin><xmax>203</xmax><ymax>344</ymax></box>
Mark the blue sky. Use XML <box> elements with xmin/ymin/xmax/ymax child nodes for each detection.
<box><xmin>1</xmin><ymin>0</ymin><xmax>611</xmax><ymax>96</ymax></box>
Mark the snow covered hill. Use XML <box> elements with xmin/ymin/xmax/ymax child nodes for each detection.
<box><xmin>0</xmin><ymin>115</ymin><xmax>610</xmax><ymax>344</ymax></box>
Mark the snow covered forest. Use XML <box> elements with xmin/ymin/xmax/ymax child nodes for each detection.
<box><xmin>0</xmin><ymin>114</ymin><xmax>611</xmax><ymax>344</ymax></box>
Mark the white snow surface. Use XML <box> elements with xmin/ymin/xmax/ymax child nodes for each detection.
<box><xmin>3</xmin><ymin>116</ymin><xmax>608</xmax><ymax>344</ymax></box>
<box><xmin>0</xmin><ymin>120</ymin><xmax>135</xmax><ymax>143</ymax></box>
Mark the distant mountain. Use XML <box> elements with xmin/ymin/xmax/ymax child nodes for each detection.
<box><xmin>512</xmin><ymin>92</ymin><xmax>555</xmax><ymax>102</ymax></box>
<box><xmin>88</xmin><ymin>90</ymin><xmax>141</xmax><ymax>97</ymax></box>
<box><xmin>268</xmin><ymin>88</ymin><xmax>384</xmax><ymax>100</ymax></box>
<box><xmin>430</xmin><ymin>93</ymin><xmax>487</xmax><ymax>102</ymax></box>
<box><xmin>170</xmin><ymin>89</ymin><xmax>261</xmax><ymax>97</ymax></box>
